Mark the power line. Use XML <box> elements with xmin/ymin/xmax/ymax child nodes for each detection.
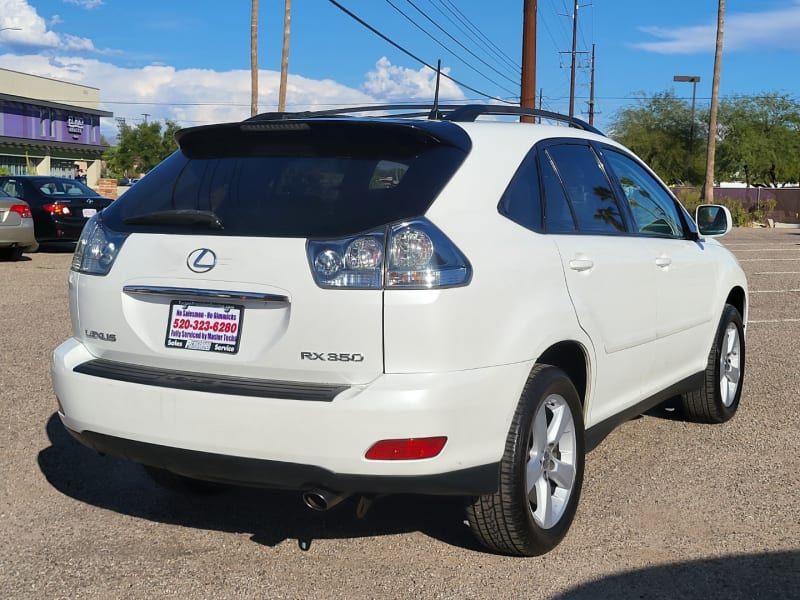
<box><xmin>326</xmin><ymin>0</ymin><xmax>517</xmax><ymax>104</ymax></box>
<box><xmin>437</xmin><ymin>0</ymin><xmax>522</xmax><ymax>71</ymax></box>
<box><xmin>400</xmin><ymin>0</ymin><xmax>520</xmax><ymax>84</ymax></box>
<box><xmin>384</xmin><ymin>0</ymin><xmax>519</xmax><ymax>95</ymax></box>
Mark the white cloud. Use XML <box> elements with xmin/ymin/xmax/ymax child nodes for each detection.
<box><xmin>64</xmin><ymin>0</ymin><xmax>104</xmax><ymax>8</ymax></box>
<box><xmin>635</xmin><ymin>3</ymin><xmax>800</xmax><ymax>54</ymax></box>
<box><xmin>0</xmin><ymin>0</ymin><xmax>100</xmax><ymax>53</ymax></box>
<box><xmin>0</xmin><ymin>53</ymin><xmax>459</xmax><ymax>140</ymax></box>
<box><xmin>0</xmin><ymin>1</ymin><xmax>469</xmax><ymax>139</ymax></box>
<box><xmin>362</xmin><ymin>56</ymin><xmax>465</xmax><ymax>101</ymax></box>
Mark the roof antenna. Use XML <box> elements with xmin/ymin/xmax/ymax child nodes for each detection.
<box><xmin>428</xmin><ymin>59</ymin><xmax>442</xmax><ymax>120</ymax></box>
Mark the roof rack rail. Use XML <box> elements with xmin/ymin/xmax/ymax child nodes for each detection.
<box><xmin>244</xmin><ymin>104</ymin><xmax>466</xmax><ymax>122</ymax></box>
<box><xmin>442</xmin><ymin>105</ymin><xmax>603</xmax><ymax>135</ymax></box>
<box><xmin>244</xmin><ymin>104</ymin><xmax>604</xmax><ymax>136</ymax></box>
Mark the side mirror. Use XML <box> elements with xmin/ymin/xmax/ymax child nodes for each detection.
<box><xmin>695</xmin><ymin>204</ymin><xmax>732</xmax><ymax>237</ymax></box>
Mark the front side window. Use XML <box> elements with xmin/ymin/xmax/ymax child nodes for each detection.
<box><xmin>546</xmin><ymin>144</ymin><xmax>625</xmax><ymax>234</ymax></box>
<box><xmin>603</xmin><ymin>149</ymin><xmax>685</xmax><ymax>238</ymax></box>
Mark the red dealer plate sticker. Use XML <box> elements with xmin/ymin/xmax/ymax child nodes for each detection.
<box><xmin>165</xmin><ymin>301</ymin><xmax>243</xmax><ymax>354</ymax></box>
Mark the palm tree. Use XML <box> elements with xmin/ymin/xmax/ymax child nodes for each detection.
<box><xmin>278</xmin><ymin>0</ymin><xmax>292</xmax><ymax>112</ymax></box>
<box><xmin>704</xmin><ymin>0</ymin><xmax>725</xmax><ymax>202</ymax></box>
<box><xmin>250</xmin><ymin>0</ymin><xmax>259</xmax><ymax>117</ymax></box>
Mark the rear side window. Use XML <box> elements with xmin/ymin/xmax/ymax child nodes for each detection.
<box><xmin>101</xmin><ymin>122</ymin><xmax>469</xmax><ymax>238</ymax></box>
<box><xmin>498</xmin><ymin>151</ymin><xmax>542</xmax><ymax>231</ymax></box>
<box><xmin>0</xmin><ymin>179</ymin><xmax>24</xmax><ymax>200</ymax></box>
<box><xmin>540</xmin><ymin>152</ymin><xmax>576</xmax><ymax>233</ymax></box>
<box><xmin>546</xmin><ymin>144</ymin><xmax>626</xmax><ymax>234</ymax></box>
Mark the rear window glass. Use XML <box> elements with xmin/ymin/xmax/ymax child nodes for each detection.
<box><xmin>101</xmin><ymin>122</ymin><xmax>469</xmax><ymax>238</ymax></box>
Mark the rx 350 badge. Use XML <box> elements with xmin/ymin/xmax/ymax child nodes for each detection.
<box><xmin>301</xmin><ymin>352</ymin><xmax>364</xmax><ymax>362</ymax></box>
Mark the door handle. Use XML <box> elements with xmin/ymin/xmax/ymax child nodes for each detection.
<box><xmin>569</xmin><ymin>258</ymin><xmax>594</xmax><ymax>272</ymax></box>
<box><xmin>655</xmin><ymin>255</ymin><xmax>672</xmax><ymax>268</ymax></box>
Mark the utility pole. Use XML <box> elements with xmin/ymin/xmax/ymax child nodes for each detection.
<box><xmin>704</xmin><ymin>0</ymin><xmax>725</xmax><ymax>202</ymax></box>
<box><xmin>278</xmin><ymin>0</ymin><xmax>292</xmax><ymax>112</ymax></box>
<box><xmin>588</xmin><ymin>44</ymin><xmax>596</xmax><ymax>126</ymax></box>
<box><xmin>141</xmin><ymin>113</ymin><xmax>150</xmax><ymax>123</ymax></box>
<box><xmin>250</xmin><ymin>0</ymin><xmax>259</xmax><ymax>116</ymax></box>
<box><xmin>520</xmin><ymin>0</ymin><xmax>537</xmax><ymax>115</ymax></box>
<box><xmin>568</xmin><ymin>0</ymin><xmax>578</xmax><ymax>117</ymax></box>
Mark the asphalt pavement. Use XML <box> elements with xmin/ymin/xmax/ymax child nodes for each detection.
<box><xmin>0</xmin><ymin>229</ymin><xmax>797</xmax><ymax>599</ymax></box>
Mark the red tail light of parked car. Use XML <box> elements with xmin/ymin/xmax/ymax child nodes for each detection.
<box><xmin>9</xmin><ymin>204</ymin><xmax>32</xmax><ymax>218</ymax></box>
<box><xmin>42</xmin><ymin>203</ymin><xmax>72</xmax><ymax>216</ymax></box>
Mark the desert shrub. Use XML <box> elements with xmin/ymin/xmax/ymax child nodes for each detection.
<box><xmin>718</xmin><ymin>197</ymin><xmax>752</xmax><ymax>227</ymax></box>
<box><xmin>675</xmin><ymin>188</ymin><xmax>702</xmax><ymax>213</ymax></box>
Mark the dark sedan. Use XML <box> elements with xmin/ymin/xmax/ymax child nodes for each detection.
<box><xmin>0</xmin><ymin>176</ymin><xmax>114</xmax><ymax>242</ymax></box>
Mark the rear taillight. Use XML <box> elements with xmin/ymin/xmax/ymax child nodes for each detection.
<box><xmin>9</xmin><ymin>204</ymin><xmax>32</xmax><ymax>219</ymax></box>
<box><xmin>307</xmin><ymin>219</ymin><xmax>471</xmax><ymax>290</ymax></box>
<box><xmin>71</xmin><ymin>215</ymin><xmax>128</xmax><ymax>275</ymax></box>
<box><xmin>43</xmin><ymin>203</ymin><xmax>71</xmax><ymax>216</ymax></box>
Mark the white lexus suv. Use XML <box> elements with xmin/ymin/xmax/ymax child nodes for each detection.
<box><xmin>52</xmin><ymin>105</ymin><xmax>747</xmax><ymax>556</ymax></box>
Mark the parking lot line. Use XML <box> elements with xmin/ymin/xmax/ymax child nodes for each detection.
<box><xmin>729</xmin><ymin>248</ymin><xmax>800</xmax><ymax>252</ymax></box>
<box><xmin>752</xmin><ymin>271</ymin><xmax>800</xmax><ymax>275</ymax></box>
<box><xmin>738</xmin><ymin>258</ymin><xmax>800</xmax><ymax>262</ymax></box>
<box><xmin>748</xmin><ymin>318</ymin><xmax>800</xmax><ymax>323</ymax></box>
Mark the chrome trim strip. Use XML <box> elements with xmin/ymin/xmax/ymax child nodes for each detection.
<box><xmin>122</xmin><ymin>285</ymin><xmax>289</xmax><ymax>304</ymax></box>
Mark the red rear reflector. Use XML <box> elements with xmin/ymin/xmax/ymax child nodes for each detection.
<box><xmin>9</xmin><ymin>204</ymin><xmax>32</xmax><ymax>218</ymax></box>
<box><xmin>365</xmin><ymin>437</ymin><xmax>447</xmax><ymax>460</ymax></box>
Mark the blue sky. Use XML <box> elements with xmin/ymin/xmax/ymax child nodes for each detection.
<box><xmin>1</xmin><ymin>0</ymin><xmax>799</xmax><ymax>137</ymax></box>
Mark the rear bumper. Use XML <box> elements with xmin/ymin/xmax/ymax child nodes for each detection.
<box><xmin>65</xmin><ymin>428</ymin><xmax>499</xmax><ymax>494</ymax></box>
<box><xmin>53</xmin><ymin>338</ymin><xmax>532</xmax><ymax>495</ymax></box>
<box><xmin>0</xmin><ymin>220</ymin><xmax>37</xmax><ymax>249</ymax></box>
<box><xmin>35</xmin><ymin>215</ymin><xmax>89</xmax><ymax>242</ymax></box>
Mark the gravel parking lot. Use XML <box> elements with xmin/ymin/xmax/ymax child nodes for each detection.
<box><xmin>1</xmin><ymin>229</ymin><xmax>798</xmax><ymax>600</ymax></box>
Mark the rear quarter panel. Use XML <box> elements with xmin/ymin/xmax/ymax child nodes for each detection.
<box><xmin>383</xmin><ymin>125</ymin><xmax>591</xmax><ymax>374</ymax></box>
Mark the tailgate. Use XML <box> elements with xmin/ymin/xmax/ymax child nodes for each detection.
<box><xmin>73</xmin><ymin>234</ymin><xmax>384</xmax><ymax>385</ymax></box>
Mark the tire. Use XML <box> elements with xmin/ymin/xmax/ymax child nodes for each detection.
<box><xmin>466</xmin><ymin>364</ymin><xmax>585</xmax><ymax>556</ymax></box>
<box><xmin>143</xmin><ymin>465</ymin><xmax>229</xmax><ymax>495</ymax></box>
<box><xmin>681</xmin><ymin>304</ymin><xmax>745</xmax><ymax>424</ymax></box>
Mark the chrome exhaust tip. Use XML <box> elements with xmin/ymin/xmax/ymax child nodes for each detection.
<box><xmin>302</xmin><ymin>488</ymin><xmax>349</xmax><ymax>511</ymax></box>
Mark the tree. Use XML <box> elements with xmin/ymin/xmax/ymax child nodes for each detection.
<box><xmin>716</xmin><ymin>93</ymin><xmax>800</xmax><ymax>187</ymax></box>
<box><xmin>103</xmin><ymin>120</ymin><xmax>179</xmax><ymax>177</ymax></box>
<box><xmin>704</xmin><ymin>0</ymin><xmax>725</xmax><ymax>202</ymax></box>
<box><xmin>251</xmin><ymin>0</ymin><xmax>258</xmax><ymax>116</ymax></box>
<box><xmin>609</xmin><ymin>91</ymin><xmax>703</xmax><ymax>185</ymax></box>
<box><xmin>278</xmin><ymin>0</ymin><xmax>291</xmax><ymax>112</ymax></box>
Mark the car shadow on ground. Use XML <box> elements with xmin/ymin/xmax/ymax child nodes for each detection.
<box><xmin>36</xmin><ymin>242</ymin><xmax>76</xmax><ymax>253</ymax></box>
<box><xmin>551</xmin><ymin>551</ymin><xmax>800</xmax><ymax>600</ymax></box>
<box><xmin>643</xmin><ymin>395</ymin><xmax>686</xmax><ymax>421</ymax></box>
<box><xmin>37</xmin><ymin>413</ymin><xmax>484</xmax><ymax>553</ymax></box>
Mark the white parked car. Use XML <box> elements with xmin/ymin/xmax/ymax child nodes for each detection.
<box><xmin>52</xmin><ymin>105</ymin><xmax>747</xmax><ymax>556</ymax></box>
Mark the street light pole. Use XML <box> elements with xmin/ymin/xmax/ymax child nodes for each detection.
<box><xmin>673</xmin><ymin>75</ymin><xmax>700</xmax><ymax>139</ymax></box>
<box><xmin>674</xmin><ymin>75</ymin><xmax>701</xmax><ymax>183</ymax></box>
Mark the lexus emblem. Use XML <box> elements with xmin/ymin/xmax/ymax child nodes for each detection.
<box><xmin>187</xmin><ymin>248</ymin><xmax>217</xmax><ymax>273</ymax></box>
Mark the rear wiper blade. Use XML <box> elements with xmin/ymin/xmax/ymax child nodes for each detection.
<box><xmin>124</xmin><ymin>209</ymin><xmax>223</xmax><ymax>229</ymax></box>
